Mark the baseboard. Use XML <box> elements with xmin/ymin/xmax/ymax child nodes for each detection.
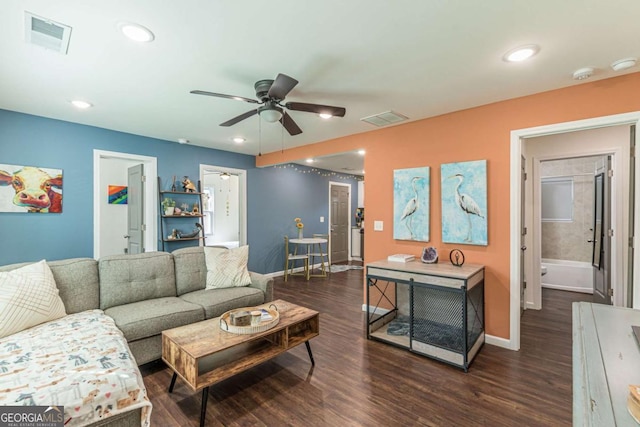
<box><xmin>541</xmin><ymin>283</ymin><xmax>593</xmax><ymax>294</ymax></box>
<box><xmin>485</xmin><ymin>334</ymin><xmax>514</xmax><ymax>350</ymax></box>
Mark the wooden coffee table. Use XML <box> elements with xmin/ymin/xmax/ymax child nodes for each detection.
<box><xmin>161</xmin><ymin>299</ymin><xmax>319</xmax><ymax>426</ymax></box>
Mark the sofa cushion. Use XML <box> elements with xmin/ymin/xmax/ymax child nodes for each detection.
<box><xmin>173</xmin><ymin>247</ymin><xmax>207</xmax><ymax>295</ymax></box>
<box><xmin>99</xmin><ymin>252</ymin><xmax>176</xmax><ymax>310</ymax></box>
<box><xmin>179</xmin><ymin>287</ymin><xmax>265</xmax><ymax>319</ymax></box>
<box><xmin>104</xmin><ymin>296</ymin><xmax>204</xmax><ymax>342</ymax></box>
<box><xmin>0</xmin><ymin>258</ymin><xmax>99</xmax><ymax>314</ymax></box>
<box><xmin>0</xmin><ymin>260</ymin><xmax>66</xmax><ymax>338</ymax></box>
<box><xmin>204</xmin><ymin>246</ymin><xmax>251</xmax><ymax>289</ymax></box>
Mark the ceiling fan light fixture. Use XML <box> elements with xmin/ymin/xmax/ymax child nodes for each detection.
<box><xmin>259</xmin><ymin>109</ymin><xmax>282</xmax><ymax>123</ymax></box>
<box><xmin>220</xmin><ymin>172</ymin><xmax>231</xmax><ymax>180</ymax></box>
<box><xmin>319</xmin><ymin>113</ymin><xmax>332</xmax><ymax>119</ymax></box>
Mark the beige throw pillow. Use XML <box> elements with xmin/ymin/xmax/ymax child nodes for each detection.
<box><xmin>204</xmin><ymin>246</ymin><xmax>252</xmax><ymax>289</ymax></box>
<box><xmin>0</xmin><ymin>260</ymin><xmax>67</xmax><ymax>339</ymax></box>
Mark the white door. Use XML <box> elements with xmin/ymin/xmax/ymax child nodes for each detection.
<box><xmin>127</xmin><ymin>164</ymin><xmax>144</xmax><ymax>254</ymax></box>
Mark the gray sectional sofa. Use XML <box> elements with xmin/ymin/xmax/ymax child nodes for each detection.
<box><xmin>0</xmin><ymin>247</ymin><xmax>274</xmax><ymax>365</ymax></box>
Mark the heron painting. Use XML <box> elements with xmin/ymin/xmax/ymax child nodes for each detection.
<box><xmin>441</xmin><ymin>160</ymin><xmax>487</xmax><ymax>245</ymax></box>
<box><xmin>393</xmin><ymin>166</ymin><xmax>430</xmax><ymax>241</ymax></box>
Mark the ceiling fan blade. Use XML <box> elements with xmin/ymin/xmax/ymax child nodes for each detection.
<box><xmin>220</xmin><ymin>109</ymin><xmax>258</xmax><ymax>127</ymax></box>
<box><xmin>280</xmin><ymin>111</ymin><xmax>302</xmax><ymax>136</ymax></box>
<box><xmin>190</xmin><ymin>90</ymin><xmax>259</xmax><ymax>104</ymax></box>
<box><xmin>285</xmin><ymin>102</ymin><xmax>346</xmax><ymax>117</ymax></box>
<box><xmin>267</xmin><ymin>74</ymin><xmax>298</xmax><ymax>100</ymax></box>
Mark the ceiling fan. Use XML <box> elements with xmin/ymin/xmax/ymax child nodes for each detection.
<box><xmin>190</xmin><ymin>73</ymin><xmax>346</xmax><ymax>136</ymax></box>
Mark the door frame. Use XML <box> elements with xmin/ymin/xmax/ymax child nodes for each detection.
<box><xmin>329</xmin><ymin>181</ymin><xmax>352</xmax><ymax>262</ymax></box>
<box><xmin>199</xmin><ymin>164</ymin><xmax>247</xmax><ymax>246</ymax></box>
<box><xmin>93</xmin><ymin>150</ymin><xmax>158</xmax><ymax>259</ymax></box>
<box><xmin>509</xmin><ymin>111</ymin><xmax>640</xmax><ymax>351</ymax></box>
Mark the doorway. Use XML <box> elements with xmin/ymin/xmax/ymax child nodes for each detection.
<box><xmin>200</xmin><ymin>164</ymin><xmax>247</xmax><ymax>247</ymax></box>
<box><xmin>509</xmin><ymin>112</ymin><xmax>640</xmax><ymax>351</ymax></box>
<box><xmin>93</xmin><ymin>150</ymin><xmax>157</xmax><ymax>258</ymax></box>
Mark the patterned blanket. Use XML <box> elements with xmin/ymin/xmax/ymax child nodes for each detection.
<box><xmin>0</xmin><ymin>310</ymin><xmax>152</xmax><ymax>426</ymax></box>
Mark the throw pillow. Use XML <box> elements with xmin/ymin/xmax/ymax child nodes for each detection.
<box><xmin>0</xmin><ymin>260</ymin><xmax>67</xmax><ymax>339</ymax></box>
<box><xmin>204</xmin><ymin>246</ymin><xmax>252</xmax><ymax>289</ymax></box>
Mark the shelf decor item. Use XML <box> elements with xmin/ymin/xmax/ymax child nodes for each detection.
<box><xmin>162</xmin><ymin>197</ymin><xmax>176</xmax><ymax>215</ymax></box>
<box><xmin>450</xmin><ymin>249</ymin><xmax>465</xmax><ymax>267</ymax></box>
<box><xmin>421</xmin><ymin>247</ymin><xmax>438</xmax><ymax>263</ymax></box>
<box><xmin>295</xmin><ymin>217</ymin><xmax>304</xmax><ymax>239</ymax></box>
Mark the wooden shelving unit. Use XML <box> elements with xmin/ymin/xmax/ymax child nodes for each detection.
<box><xmin>158</xmin><ymin>177</ymin><xmax>205</xmax><ymax>251</ymax></box>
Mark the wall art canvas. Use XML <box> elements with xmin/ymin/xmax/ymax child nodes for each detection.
<box><xmin>441</xmin><ymin>160</ymin><xmax>487</xmax><ymax>245</ymax></box>
<box><xmin>393</xmin><ymin>166</ymin><xmax>430</xmax><ymax>241</ymax></box>
<box><xmin>108</xmin><ymin>185</ymin><xmax>128</xmax><ymax>204</ymax></box>
<box><xmin>0</xmin><ymin>164</ymin><xmax>63</xmax><ymax>213</ymax></box>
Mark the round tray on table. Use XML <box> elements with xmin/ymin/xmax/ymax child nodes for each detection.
<box><xmin>219</xmin><ymin>305</ymin><xmax>280</xmax><ymax>334</ymax></box>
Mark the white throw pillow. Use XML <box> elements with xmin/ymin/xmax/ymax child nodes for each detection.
<box><xmin>0</xmin><ymin>260</ymin><xmax>67</xmax><ymax>339</ymax></box>
<box><xmin>204</xmin><ymin>246</ymin><xmax>252</xmax><ymax>289</ymax></box>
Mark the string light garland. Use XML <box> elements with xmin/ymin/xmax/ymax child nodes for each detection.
<box><xmin>273</xmin><ymin>163</ymin><xmax>364</xmax><ymax>181</ymax></box>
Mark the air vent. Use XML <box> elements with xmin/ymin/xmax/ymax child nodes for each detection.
<box><xmin>361</xmin><ymin>110</ymin><xmax>409</xmax><ymax>127</ymax></box>
<box><xmin>25</xmin><ymin>12</ymin><xmax>72</xmax><ymax>54</ymax></box>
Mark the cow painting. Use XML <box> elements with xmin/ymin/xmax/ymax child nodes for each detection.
<box><xmin>0</xmin><ymin>165</ymin><xmax>63</xmax><ymax>213</ymax></box>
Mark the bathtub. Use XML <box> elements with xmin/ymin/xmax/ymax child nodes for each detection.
<box><xmin>541</xmin><ymin>258</ymin><xmax>593</xmax><ymax>294</ymax></box>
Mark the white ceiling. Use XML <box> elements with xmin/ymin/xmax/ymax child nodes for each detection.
<box><xmin>2</xmin><ymin>1</ymin><xmax>639</xmax><ymax>174</ymax></box>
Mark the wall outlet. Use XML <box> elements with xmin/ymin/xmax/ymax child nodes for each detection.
<box><xmin>320</xmin><ymin>216</ymin><xmax>324</xmax><ymax>223</ymax></box>
<box><xmin>374</xmin><ymin>221</ymin><xmax>383</xmax><ymax>231</ymax></box>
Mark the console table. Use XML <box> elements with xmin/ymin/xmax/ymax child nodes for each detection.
<box><xmin>365</xmin><ymin>260</ymin><xmax>485</xmax><ymax>371</ymax></box>
<box><xmin>573</xmin><ymin>302</ymin><xmax>640</xmax><ymax>426</ymax></box>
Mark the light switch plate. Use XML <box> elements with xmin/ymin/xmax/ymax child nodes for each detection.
<box><xmin>320</xmin><ymin>216</ymin><xmax>325</xmax><ymax>223</ymax></box>
<box><xmin>374</xmin><ymin>221</ymin><xmax>383</xmax><ymax>231</ymax></box>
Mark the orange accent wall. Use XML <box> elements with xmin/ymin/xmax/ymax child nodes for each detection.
<box><xmin>257</xmin><ymin>72</ymin><xmax>640</xmax><ymax>339</ymax></box>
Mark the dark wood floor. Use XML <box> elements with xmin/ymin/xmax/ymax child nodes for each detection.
<box><xmin>140</xmin><ymin>266</ymin><xmax>592</xmax><ymax>426</ymax></box>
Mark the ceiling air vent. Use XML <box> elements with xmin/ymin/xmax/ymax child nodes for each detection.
<box><xmin>361</xmin><ymin>110</ymin><xmax>409</xmax><ymax>127</ymax></box>
<box><xmin>25</xmin><ymin>12</ymin><xmax>72</xmax><ymax>54</ymax></box>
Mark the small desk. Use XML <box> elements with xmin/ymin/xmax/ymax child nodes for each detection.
<box><xmin>290</xmin><ymin>237</ymin><xmax>328</xmax><ymax>279</ymax></box>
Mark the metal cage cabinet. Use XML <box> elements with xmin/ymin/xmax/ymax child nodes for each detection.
<box><xmin>366</xmin><ymin>260</ymin><xmax>485</xmax><ymax>371</ymax></box>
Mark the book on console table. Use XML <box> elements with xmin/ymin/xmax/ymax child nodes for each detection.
<box><xmin>387</xmin><ymin>254</ymin><xmax>415</xmax><ymax>263</ymax></box>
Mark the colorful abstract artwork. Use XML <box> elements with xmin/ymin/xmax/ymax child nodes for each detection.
<box><xmin>108</xmin><ymin>185</ymin><xmax>128</xmax><ymax>204</ymax></box>
<box><xmin>0</xmin><ymin>164</ymin><xmax>63</xmax><ymax>213</ymax></box>
<box><xmin>393</xmin><ymin>166</ymin><xmax>430</xmax><ymax>242</ymax></box>
<box><xmin>441</xmin><ymin>160</ymin><xmax>487</xmax><ymax>245</ymax></box>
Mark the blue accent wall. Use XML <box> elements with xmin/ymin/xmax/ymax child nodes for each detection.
<box><xmin>0</xmin><ymin>109</ymin><xmax>360</xmax><ymax>273</ymax></box>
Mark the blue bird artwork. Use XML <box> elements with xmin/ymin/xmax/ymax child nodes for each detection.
<box><xmin>393</xmin><ymin>167</ymin><xmax>430</xmax><ymax>242</ymax></box>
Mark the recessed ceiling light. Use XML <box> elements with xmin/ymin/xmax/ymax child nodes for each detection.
<box><xmin>503</xmin><ymin>45</ymin><xmax>540</xmax><ymax>62</ymax></box>
<box><xmin>177</xmin><ymin>138</ymin><xmax>189</xmax><ymax>144</ymax></box>
<box><xmin>358</xmin><ymin>149</ymin><xmax>366</xmax><ymax>155</ymax></box>
<box><xmin>306</xmin><ymin>158</ymin><xmax>314</xmax><ymax>163</ymax></box>
<box><xmin>573</xmin><ymin>67</ymin><xmax>594</xmax><ymax>81</ymax></box>
<box><xmin>70</xmin><ymin>100</ymin><xmax>92</xmax><ymax>109</ymax></box>
<box><xmin>611</xmin><ymin>57</ymin><xmax>637</xmax><ymax>71</ymax></box>
<box><xmin>362</xmin><ymin>169</ymin><xmax>365</xmax><ymax>174</ymax></box>
<box><xmin>232</xmin><ymin>137</ymin><xmax>245</xmax><ymax>143</ymax></box>
<box><xmin>118</xmin><ymin>22</ymin><xmax>155</xmax><ymax>42</ymax></box>
<box><xmin>319</xmin><ymin>113</ymin><xmax>332</xmax><ymax>119</ymax></box>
